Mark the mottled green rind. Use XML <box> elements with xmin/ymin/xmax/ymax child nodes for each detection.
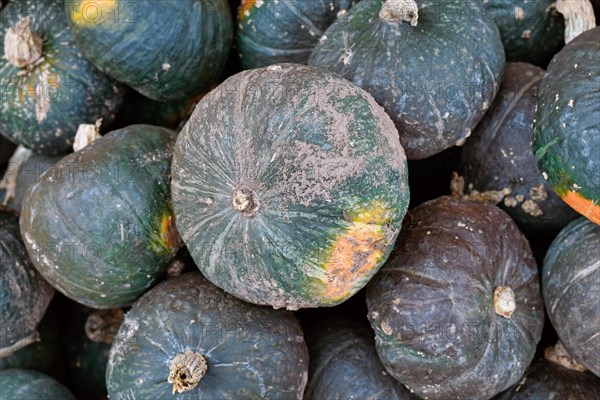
<box><xmin>19</xmin><ymin>125</ymin><xmax>180</xmax><ymax>309</ymax></box>
<box><xmin>483</xmin><ymin>0</ymin><xmax>564</xmax><ymax>67</ymax></box>
<box><xmin>66</xmin><ymin>0</ymin><xmax>233</xmax><ymax>101</ymax></box>
<box><xmin>172</xmin><ymin>63</ymin><xmax>409</xmax><ymax>310</ymax></box>
<box><xmin>106</xmin><ymin>273</ymin><xmax>309</xmax><ymax>399</ymax></box>
<box><xmin>309</xmin><ymin>0</ymin><xmax>505</xmax><ymax>159</ymax></box>
<box><xmin>237</xmin><ymin>0</ymin><xmax>356</xmax><ymax>69</ymax></box>
<box><xmin>0</xmin><ymin>369</ymin><xmax>75</xmax><ymax>400</ymax></box>
<box><xmin>0</xmin><ymin>211</ymin><xmax>54</xmax><ymax>351</ymax></box>
<box><xmin>0</xmin><ymin>0</ymin><xmax>124</xmax><ymax>155</ymax></box>
<box><xmin>542</xmin><ymin>217</ymin><xmax>600</xmax><ymax>376</ymax></box>
<box><xmin>533</xmin><ymin>27</ymin><xmax>600</xmax><ymax>203</ymax></box>
<box><xmin>367</xmin><ymin>196</ymin><xmax>544</xmax><ymax>400</ymax></box>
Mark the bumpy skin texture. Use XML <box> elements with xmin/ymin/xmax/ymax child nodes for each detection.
<box><xmin>367</xmin><ymin>196</ymin><xmax>545</xmax><ymax>400</ymax></box>
<box><xmin>309</xmin><ymin>0</ymin><xmax>505</xmax><ymax>159</ymax></box>
<box><xmin>0</xmin><ymin>369</ymin><xmax>75</xmax><ymax>400</ymax></box>
<box><xmin>542</xmin><ymin>217</ymin><xmax>600</xmax><ymax>376</ymax></box>
<box><xmin>66</xmin><ymin>0</ymin><xmax>233</xmax><ymax>101</ymax></box>
<box><xmin>461</xmin><ymin>63</ymin><xmax>579</xmax><ymax>232</ymax></box>
<box><xmin>237</xmin><ymin>0</ymin><xmax>356</xmax><ymax>69</ymax></box>
<box><xmin>304</xmin><ymin>319</ymin><xmax>417</xmax><ymax>400</ymax></box>
<box><xmin>0</xmin><ymin>0</ymin><xmax>124</xmax><ymax>155</ymax></box>
<box><xmin>106</xmin><ymin>273</ymin><xmax>309</xmax><ymax>399</ymax></box>
<box><xmin>483</xmin><ymin>0</ymin><xmax>564</xmax><ymax>67</ymax></box>
<box><xmin>493</xmin><ymin>360</ymin><xmax>600</xmax><ymax>399</ymax></box>
<box><xmin>0</xmin><ymin>211</ymin><xmax>54</xmax><ymax>353</ymax></box>
<box><xmin>172</xmin><ymin>63</ymin><xmax>409</xmax><ymax>310</ymax></box>
<box><xmin>533</xmin><ymin>27</ymin><xmax>600</xmax><ymax>224</ymax></box>
<box><xmin>20</xmin><ymin>125</ymin><xmax>181</xmax><ymax>309</ymax></box>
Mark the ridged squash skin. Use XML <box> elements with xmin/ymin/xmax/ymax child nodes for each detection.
<box><xmin>65</xmin><ymin>0</ymin><xmax>233</xmax><ymax>101</ymax></box>
<box><xmin>542</xmin><ymin>217</ymin><xmax>600</xmax><ymax>377</ymax></box>
<box><xmin>533</xmin><ymin>27</ymin><xmax>600</xmax><ymax>224</ymax></box>
<box><xmin>172</xmin><ymin>63</ymin><xmax>409</xmax><ymax>310</ymax></box>
<box><xmin>19</xmin><ymin>125</ymin><xmax>182</xmax><ymax>309</ymax></box>
<box><xmin>236</xmin><ymin>0</ymin><xmax>356</xmax><ymax>69</ymax></box>
<box><xmin>106</xmin><ymin>273</ymin><xmax>309</xmax><ymax>399</ymax></box>
<box><xmin>0</xmin><ymin>369</ymin><xmax>76</xmax><ymax>400</ymax></box>
<box><xmin>309</xmin><ymin>0</ymin><xmax>505</xmax><ymax>159</ymax></box>
<box><xmin>367</xmin><ymin>196</ymin><xmax>545</xmax><ymax>400</ymax></box>
<box><xmin>0</xmin><ymin>0</ymin><xmax>123</xmax><ymax>155</ymax></box>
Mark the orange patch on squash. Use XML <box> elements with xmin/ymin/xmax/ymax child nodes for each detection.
<box><xmin>561</xmin><ymin>191</ymin><xmax>600</xmax><ymax>225</ymax></box>
<box><xmin>160</xmin><ymin>213</ymin><xmax>182</xmax><ymax>254</ymax></box>
<box><xmin>69</xmin><ymin>0</ymin><xmax>117</xmax><ymax>26</ymax></box>
<box><xmin>238</xmin><ymin>0</ymin><xmax>257</xmax><ymax>21</ymax></box>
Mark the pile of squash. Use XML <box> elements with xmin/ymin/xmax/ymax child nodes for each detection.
<box><xmin>1</xmin><ymin>0</ymin><xmax>598</xmax><ymax>399</ymax></box>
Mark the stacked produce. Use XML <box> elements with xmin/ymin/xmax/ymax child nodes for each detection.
<box><xmin>1</xmin><ymin>0</ymin><xmax>598</xmax><ymax>399</ymax></box>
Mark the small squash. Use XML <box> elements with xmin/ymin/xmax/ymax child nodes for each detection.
<box><xmin>172</xmin><ymin>63</ymin><xmax>409</xmax><ymax>310</ymax></box>
<box><xmin>0</xmin><ymin>369</ymin><xmax>76</xmax><ymax>400</ymax></box>
<box><xmin>533</xmin><ymin>27</ymin><xmax>600</xmax><ymax>224</ymax></box>
<box><xmin>367</xmin><ymin>196</ymin><xmax>545</xmax><ymax>400</ymax></box>
<box><xmin>309</xmin><ymin>0</ymin><xmax>505</xmax><ymax>159</ymax></box>
<box><xmin>20</xmin><ymin>125</ymin><xmax>182</xmax><ymax>309</ymax></box>
<box><xmin>66</xmin><ymin>0</ymin><xmax>233</xmax><ymax>101</ymax></box>
<box><xmin>542</xmin><ymin>217</ymin><xmax>600</xmax><ymax>376</ymax></box>
<box><xmin>106</xmin><ymin>273</ymin><xmax>309</xmax><ymax>398</ymax></box>
<box><xmin>0</xmin><ymin>0</ymin><xmax>123</xmax><ymax>155</ymax></box>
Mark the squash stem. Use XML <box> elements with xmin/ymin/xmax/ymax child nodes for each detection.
<box><xmin>493</xmin><ymin>286</ymin><xmax>516</xmax><ymax>318</ymax></box>
<box><xmin>544</xmin><ymin>341</ymin><xmax>588</xmax><ymax>372</ymax></box>
<box><xmin>85</xmin><ymin>309</ymin><xmax>125</xmax><ymax>344</ymax></box>
<box><xmin>168</xmin><ymin>350</ymin><xmax>208</xmax><ymax>394</ymax></box>
<box><xmin>232</xmin><ymin>188</ymin><xmax>259</xmax><ymax>216</ymax></box>
<box><xmin>553</xmin><ymin>0</ymin><xmax>596</xmax><ymax>43</ymax></box>
<box><xmin>379</xmin><ymin>0</ymin><xmax>419</xmax><ymax>26</ymax></box>
<box><xmin>4</xmin><ymin>17</ymin><xmax>44</xmax><ymax>69</ymax></box>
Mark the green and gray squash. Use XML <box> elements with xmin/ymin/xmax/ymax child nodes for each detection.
<box><xmin>0</xmin><ymin>369</ymin><xmax>75</xmax><ymax>400</ymax></box>
<box><xmin>106</xmin><ymin>273</ymin><xmax>309</xmax><ymax>399</ymax></box>
<box><xmin>367</xmin><ymin>196</ymin><xmax>545</xmax><ymax>400</ymax></box>
<box><xmin>533</xmin><ymin>27</ymin><xmax>600</xmax><ymax>224</ymax></box>
<box><xmin>542</xmin><ymin>217</ymin><xmax>600</xmax><ymax>376</ymax></box>
<box><xmin>172</xmin><ymin>63</ymin><xmax>409</xmax><ymax>310</ymax></box>
<box><xmin>66</xmin><ymin>0</ymin><xmax>233</xmax><ymax>101</ymax></box>
<box><xmin>237</xmin><ymin>0</ymin><xmax>356</xmax><ymax>69</ymax></box>
<box><xmin>20</xmin><ymin>125</ymin><xmax>182</xmax><ymax>309</ymax></box>
<box><xmin>309</xmin><ymin>0</ymin><xmax>505</xmax><ymax>159</ymax></box>
<box><xmin>0</xmin><ymin>0</ymin><xmax>123</xmax><ymax>155</ymax></box>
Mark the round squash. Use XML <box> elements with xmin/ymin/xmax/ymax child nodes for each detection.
<box><xmin>172</xmin><ymin>63</ymin><xmax>409</xmax><ymax>310</ymax></box>
<box><xmin>237</xmin><ymin>0</ymin><xmax>356</xmax><ymax>69</ymax></box>
<box><xmin>542</xmin><ymin>217</ymin><xmax>600</xmax><ymax>376</ymax></box>
<box><xmin>366</xmin><ymin>196</ymin><xmax>545</xmax><ymax>400</ymax></box>
<box><xmin>106</xmin><ymin>272</ymin><xmax>309</xmax><ymax>398</ymax></box>
<box><xmin>20</xmin><ymin>124</ymin><xmax>182</xmax><ymax>309</ymax></box>
<box><xmin>66</xmin><ymin>0</ymin><xmax>233</xmax><ymax>101</ymax></box>
<box><xmin>309</xmin><ymin>0</ymin><xmax>505</xmax><ymax>159</ymax></box>
<box><xmin>460</xmin><ymin>62</ymin><xmax>579</xmax><ymax>232</ymax></box>
<box><xmin>533</xmin><ymin>27</ymin><xmax>600</xmax><ymax>224</ymax></box>
<box><xmin>0</xmin><ymin>0</ymin><xmax>123</xmax><ymax>155</ymax></box>
<box><xmin>0</xmin><ymin>211</ymin><xmax>54</xmax><ymax>357</ymax></box>
<box><xmin>0</xmin><ymin>369</ymin><xmax>75</xmax><ymax>400</ymax></box>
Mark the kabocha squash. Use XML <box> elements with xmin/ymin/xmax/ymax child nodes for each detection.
<box><xmin>237</xmin><ymin>0</ymin><xmax>356</xmax><ymax>69</ymax></box>
<box><xmin>0</xmin><ymin>369</ymin><xmax>76</xmax><ymax>400</ymax></box>
<box><xmin>20</xmin><ymin>125</ymin><xmax>182</xmax><ymax>309</ymax></box>
<box><xmin>367</xmin><ymin>196</ymin><xmax>544</xmax><ymax>400</ymax></box>
<box><xmin>309</xmin><ymin>0</ymin><xmax>505</xmax><ymax>159</ymax></box>
<box><xmin>542</xmin><ymin>217</ymin><xmax>600</xmax><ymax>376</ymax></box>
<box><xmin>106</xmin><ymin>273</ymin><xmax>309</xmax><ymax>399</ymax></box>
<box><xmin>0</xmin><ymin>0</ymin><xmax>123</xmax><ymax>155</ymax></box>
<box><xmin>304</xmin><ymin>319</ymin><xmax>417</xmax><ymax>400</ymax></box>
<box><xmin>460</xmin><ymin>63</ymin><xmax>579</xmax><ymax>232</ymax></box>
<box><xmin>533</xmin><ymin>27</ymin><xmax>600</xmax><ymax>224</ymax></box>
<box><xmin>66</xmin><ymin>0</ymin><xmax>233</xmax><ymax>101</ymax></box>
<box><xmin>0</xmin><ymin>211</ymin><xmax>54</xmax><ymax>358</ymax></box>
<box><xmin>172</xmin><ymin>63</ymin><xmax>409</xmax><ymax>310</ymax></box>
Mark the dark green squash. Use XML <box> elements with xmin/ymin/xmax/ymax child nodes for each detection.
<box><xmin>309</xmin><ymin>0</ymin><xmax>505</xmax><ymax>159</ymax></box>
<box><xmin>0</xmin><ymin>211</ymin><xmax>54</xmax><ymax>357</ymax></box>
<box><xmin>20</xmin><ymin>125</ymin><xmax>182</xmax><ymax>309</ymax></box>
<box><xmin>542</xmin><ymin>217</ymin><xmax>600</xmax><ymax>376</ymax></box>
<box><xmin>533</xmin><ymin>27</ymin><xmax>600</xmax><ymax>224</ymax></box>
<box><xmin>236</xmin><ymin>0</ymin><xmax>356</xmax><ymax>69</ymax></box>
<box><xmin>460</xmin><ymin>62</ymin><xmax>579</xmax><ymax>232</ymax></box>
<box><xmin>0</xmin><ymin>369</ymin><xmax>76</xmax><ymax>400</ymax></box>
<box><xmin>106</xmin><ymin>272</ymin><xmax>309</xmax><ymax>399</ymax></box>
<box><xmin>366</xmin><ymin>196</ymin><xmax>545</xmax><ymax>400</ymax></box>
<box><xmin>0</xmin><ymin>0</ymin><xmax>124</xmax><ymax>155</ymax></box>
<box><xmin>172</xmin><ymin>63</ymin><xmax>409</xmax><ymax>310</ymax></box>
<box><xmin>66</xmin><ymin>0</ymin><xmax>233</xmax><ymax>101</ymax></box>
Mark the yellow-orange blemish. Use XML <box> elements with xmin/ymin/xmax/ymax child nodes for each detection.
<box><xmin>561</xmin><ymin>191</ymin><xmax>600</xmax><ymax>225</ymax></box>
<box><xmin>161</xmin><ymin>213</ymin><xmax>182</xmax><ymax>254</ymax></box>
<box><xmin>238</xmin><ymin>0</ymin><xmax>256</xmax><ymax>21</ymax></box>
<box><xmin>70</xmin><ymin>0</ymin><xmax>117</xmax><ymax>26</ymax></box>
